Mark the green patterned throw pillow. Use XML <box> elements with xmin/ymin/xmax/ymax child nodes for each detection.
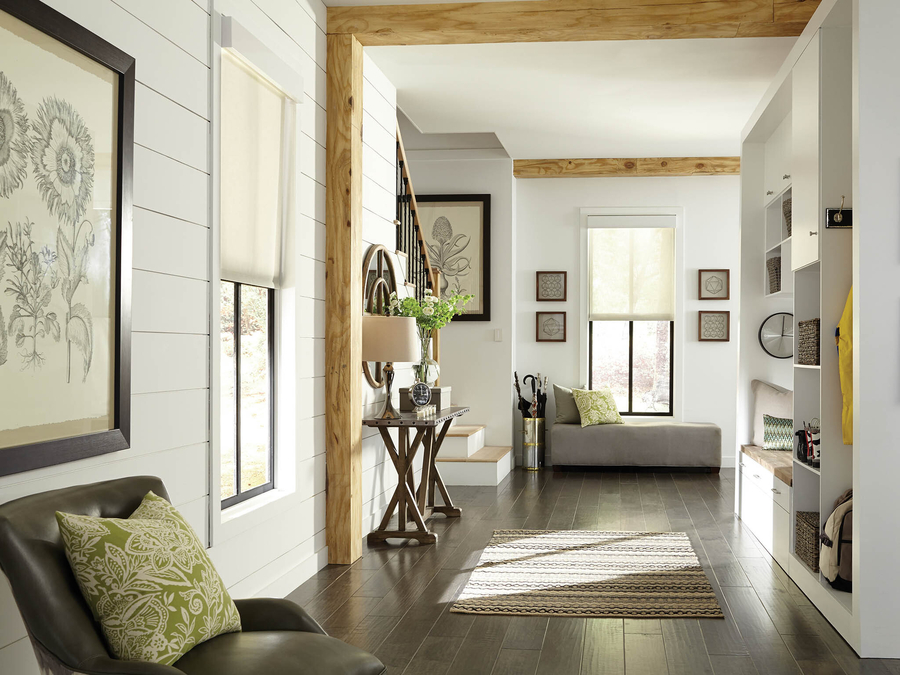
<box><xmin>572</xmin><ymin>388</ymin><xmax>624</xmax><ymax>427</ymax></box>
<box><xmin>56</xmin><ymin>492</ymin><xmax>241</xmax><ymax>665</ymax></box>
<box><xmin>763</xmin><ymin>414</ymin><xmax>793</xmax><ymax>450</ymax></box>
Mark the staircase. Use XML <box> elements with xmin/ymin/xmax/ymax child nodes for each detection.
<box><xmin>436</xmin><ymin>424</ymin><xmax>514</xmax><ymax>486</ymax></box>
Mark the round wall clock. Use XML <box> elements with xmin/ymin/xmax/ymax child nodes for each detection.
<box><xmin>409</xmin><ymin>382</ymin><xmax>432</xmax><ymax>408</ymax></box>
<box><xmin>759</xmin><ymin>312</ymin><xmax>794</xmax><ymax>359</ymax></box>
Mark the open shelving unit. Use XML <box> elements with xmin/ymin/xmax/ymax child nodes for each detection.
<box><xmin>737</xmin><ymin>0</ymin><xmax>857</xmax><ymax>651</ymax></box>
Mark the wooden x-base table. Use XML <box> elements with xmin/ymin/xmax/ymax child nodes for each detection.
<box><xmin>363</xmin><ymin>406</ymin><xmax>469</xmax><ymax>544</ymax></box>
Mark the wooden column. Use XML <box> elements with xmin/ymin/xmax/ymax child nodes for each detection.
<box><xmin>325</xmin><ymin>33</ymin><xmax>364</xmax><ymax>565</ymax></box>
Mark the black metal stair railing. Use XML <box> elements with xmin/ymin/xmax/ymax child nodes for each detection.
<box><xmin>395</xmin><ymin>135</ymin><xmax>434</xmax><ymax>304</ymax></box>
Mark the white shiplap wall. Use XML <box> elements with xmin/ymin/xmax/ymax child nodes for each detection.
<box><xmin>0</xmin><ymin>0</ymin><xmax>329</xmax><ymax>671</ymax></box>
<box><xmin>360</xmin><ymin>54</ymin><xmax>422</xmax><ymax>535</ymax></box>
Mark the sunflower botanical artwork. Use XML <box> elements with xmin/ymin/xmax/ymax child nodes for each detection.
<box><xmin>0</xmin><ymin>72</ymin><xmax>32</xmax><ymax>198</ymax></box>
<box><xmin>418</xmin><ymin>194</ymin><xmax>491</xmax><ymax>321</ymax></box>
<box><xmin>0</xmin><ymin>1</ymin><xmax>134</xmax><ymax>477</ymax></box>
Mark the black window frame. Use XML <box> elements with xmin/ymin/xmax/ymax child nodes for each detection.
<box><xmin>221</xmin><ymin>280</ymin><xmax>276</xmax><ymax>509</ymax></box>
<box><xmin>588</xmin><ymin>320</ymin><xmax>675</xmax><ymax>417</ymax></box>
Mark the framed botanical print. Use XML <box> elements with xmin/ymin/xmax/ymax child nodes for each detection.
<box><xmin>698</xmin><ymin>269</ymin><xmax>730</xmax><ymax>300</ymax></box>
<box><xmin>536</xmin><ymin>312</ymin><xmax>566</xmax><ymax>342</ymax></box>
<box><xmin>536</xmin><ymin>271</ymin><xmax>567</xmax><ymax>301</ymax></box>
<box><xmin>418</xmin><ymin>194</ymin><xmax>491</xmax><ymax>321</ymax></box>
<box><xmin>0</xmin><ymin>0</ymin><xmax>134</xmax><ymax>476</ymax></box>
<box><xmin>699</xmin><ymin>311</ymin><xmax>730</xmax><ymax>342</ymax></box>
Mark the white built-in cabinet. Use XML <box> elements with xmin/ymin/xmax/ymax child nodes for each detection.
<box><xmin>764</xmin><ymin>113</ymin><xmax>792</xmax><ymax>204</ymax></box>
<box><xmin>792</xmin><ymin>33</ymin><xmax>822</xmax><ymax>271</ymax></box>
<box><xmin>739</xmin><ymin>0</ymin><xmax>856</xmax><ymax>651</ymax></box>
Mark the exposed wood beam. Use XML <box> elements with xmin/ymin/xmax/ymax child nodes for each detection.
<box><xmin>328</xmin><ymin>0</ymin><xmax>821</xmax><ymax>46</ymax></box>
<box><xmin>325</xmin><ymin>33</ymin><xmax>364</xmax><ymax>565</ymax></box>
<box><xmin>513</xmin><ymin>157</ymin><xmax>741</xmax><ymax>178</ymax></box>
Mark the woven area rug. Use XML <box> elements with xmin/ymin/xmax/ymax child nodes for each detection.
<box><xmin>451</xmin><ymin>529</ymin><xmax>724</xmax><ymax>619</ymax></box>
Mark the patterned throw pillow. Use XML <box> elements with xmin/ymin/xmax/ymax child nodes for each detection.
<box><xmin>56</xmin><ymin>492</ymin><xmax>241</xmax><ymax>665</ymax></box>
<box><xmin>572</xmin><ymin>388</ymin><xmax>624</xmax><ymax>427</ymax></box>
<box><xmin>763</xmin><ymin>414</ymin><xmax>793</xmax><ymax>450</ymax></box>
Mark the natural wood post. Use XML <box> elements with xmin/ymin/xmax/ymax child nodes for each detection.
<box><xmin>325</xmin><ymin>33</ymin><xmax>364</xmax><ymax>565</ymax></box>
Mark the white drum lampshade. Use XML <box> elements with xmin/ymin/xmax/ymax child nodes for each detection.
<box><xmin>363</xmin><ymin>316</ymin><xmax>419</xmax><ymax>419</ymax></box>
<box><xmin>362</xmin><ymin>316</ymin><xmax>418</xmax><ymax>363</ymax></box>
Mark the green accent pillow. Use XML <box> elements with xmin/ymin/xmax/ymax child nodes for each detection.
<box><xmin>56</xmin><ymin>492</ymin><xmax>241</xmax><ymax>665</ymax></box>
<box><xmin>572</xmin><ymin>388</ymin><xmax>624</xmax><ymax>427</ymax></box>
<box><xmin>763</xmin><ymin>414</ymin><xmax>793</xmax><ymax>450</ymax></box>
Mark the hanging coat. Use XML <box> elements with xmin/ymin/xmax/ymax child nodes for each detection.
<box><xmin>835</xmin><ymin>288</ymin><xmax>853</xmax><ymax>445</ymax></box>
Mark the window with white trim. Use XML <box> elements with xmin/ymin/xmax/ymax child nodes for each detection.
<box><xmin>587</xmin><ymin>225</ymin><xmax>675</xmax><ymax>415</ymax></box>
<box><xmin>219</xmin><ymin>50</ymin><xmax>292</xmax><ymax>507</ymax></box>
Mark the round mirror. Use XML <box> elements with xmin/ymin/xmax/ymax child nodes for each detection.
<box><xmin>759</xmin><ymin>312</ymin><xmax>793</xmax><ymax>359</ymax></box>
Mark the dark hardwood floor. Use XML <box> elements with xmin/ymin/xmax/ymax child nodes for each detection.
<box><xmin>288</xmin><ymin>469</ymin><xmax>898</xmax><ymax>675</ymax></box>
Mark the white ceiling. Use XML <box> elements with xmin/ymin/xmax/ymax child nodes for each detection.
<box><xmin>367</xmin><ymin>38</ymin><xmax>795</xmax><ymax>159</ymax></box>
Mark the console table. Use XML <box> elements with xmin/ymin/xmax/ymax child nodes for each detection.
<box><xmin>363</xmin><ymin>406</ymin><xmax>468</xmax><ymax>544</ymax></box>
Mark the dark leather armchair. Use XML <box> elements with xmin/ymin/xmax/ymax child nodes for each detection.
<box><xmin>0</xmin><ymin>476</ymin><xmax>385</xmax><ymax>675</ymax></box>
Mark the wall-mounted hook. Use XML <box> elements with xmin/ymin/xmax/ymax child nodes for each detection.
<box><xmin>834</xmin><ymin>195</ymin><xmax>845</xmax><ymax>223</ymax></box>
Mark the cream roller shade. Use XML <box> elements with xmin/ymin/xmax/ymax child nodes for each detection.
<box><xmin>220</xmin><ymin>50</ymin><xmax>290</xmax><ymax>289</ymax></box>
<box><xmin>588</xmin><ymin>226</ymin><xmax>675</xmax><ymax>321</ymax></box>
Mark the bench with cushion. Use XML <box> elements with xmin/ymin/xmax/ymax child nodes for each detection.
<box><xmin>550</xmin><ymin>418</ymin><xmax>722</xmax><ymax>471</ymax></box>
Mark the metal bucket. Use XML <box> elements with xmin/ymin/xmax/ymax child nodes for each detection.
<box><xmin>523</xmin><ymin>418</ymin><xmax>545</xmax><ymax>471</ymax></box>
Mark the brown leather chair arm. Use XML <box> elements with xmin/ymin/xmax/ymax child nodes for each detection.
<box><xmin>233</xmin><ymin>598</ymin><xmax>326</xmax><ymax>635</ymax></box>
<box><xmin>70</xmin><ymin>655</ymin><xmax>184</xmax><ymax>675</ymax></box>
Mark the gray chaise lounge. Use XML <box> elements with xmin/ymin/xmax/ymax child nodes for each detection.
<box><xmin>550</xmin><ymin>419</ymin><xmax>722</xmax><ymax>471</ymax></box>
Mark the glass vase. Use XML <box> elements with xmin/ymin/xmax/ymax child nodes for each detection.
<box><xmin>416</xmin><ymin>327</ymin><xmax>440</xmax><ymax>386</ymax></box>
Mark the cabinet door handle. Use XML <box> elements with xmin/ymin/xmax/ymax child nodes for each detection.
<box><xmin>771</xmin><ymin>488</ymin><xmax>781</xmax><ymax>495</ymax></box>
<box><xmin>753</xmin><ymin>474</ymin><xmax>761</xmax><ymax>479</ymax></box>
<box><xmin>783</xmin><ymin>174</ymin><xmax>791</xmax><ymax>180</ymax></box>
<box><xmin>809</xmin><ymin>231</ymin><xmax>818</xmax><ymax>236</ymax></box>
<box><xmin>766</xmin><ymin>190</ymin><xmax>774</xmax><ymax>196</ymax></box>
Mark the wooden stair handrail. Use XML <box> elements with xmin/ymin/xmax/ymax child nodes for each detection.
<box><xmin>396</xmin><ymin>123</ymin><xmax>436</xmax><ymax>293</ymax></box>
<box><xmin>396</xmin><ymin>123</ymin><xmax>440</xmax><ymax>384</ymax></box>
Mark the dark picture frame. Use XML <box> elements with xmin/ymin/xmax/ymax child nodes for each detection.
<box><xmin>417</xmin><ymin>194</ymin><xmax>491</xmax><ymax>321</ymax></box>
<box><xmin>698</xmin><ymin>269</ymin><xmax>730</xmax><ymax>300</ymax></box>
<box><xmin>536</xmin><ymin>312</ymin><xmax>567</xmax><ymax>342</ymax></box>
<box><xmin>698</xmin><ymin>311</ymin><xmax>731</xmax><ymax>342</ymax></box>
<box><xmin>0</xmin><ymin>0</ymin><xmax>134</xmax><ymax>477</ymax></box>
<box><xmin>536</xmin><ymin>271</ymin><xmax>567</xmax><ymax>301</ymax></box>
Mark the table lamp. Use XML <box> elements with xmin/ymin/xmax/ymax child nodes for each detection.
<box><xmin>362</xmin><ymin>315</ymin><xmax>419</xmax><ymax>419</ymax></box>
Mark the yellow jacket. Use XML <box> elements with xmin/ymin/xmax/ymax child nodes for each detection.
<box><xmin>836</xmin><ymin>289</ymin><xmax>852</xmax><ymax>445</ymax></box>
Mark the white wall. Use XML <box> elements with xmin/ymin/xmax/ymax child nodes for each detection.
<box><xmin>359</xmin><ymin>53</ymin><xmax>423</xmax><ymax>534</ymax></box>
<box><xmin>405</xmin><ymin>157</ymin><xmax>517</xmax><ymax>450</ymax></box>
<box><xmin>515</xmin><ymin>177</ymin><xmax>741</xmax><ymax>466</ymax></box>
<box><xmin>853</xmin><ymin>0</ymin><xmax>900</xmax><ymax>658</ymax></box>
<box><xmin>0</xmin><ymin>0</ymin><xmax>330</xmax><ymax>671</ymax></box>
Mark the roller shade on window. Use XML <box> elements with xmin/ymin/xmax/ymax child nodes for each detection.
<box><xmin>588</xmin><ymin>224</ymin><xmax>675</xmax><ymax>321</ymax></box>
<box><xmin>220</xmin><ymin>50</ymin><xmax>290</xmax><ymax>289</ymax></box>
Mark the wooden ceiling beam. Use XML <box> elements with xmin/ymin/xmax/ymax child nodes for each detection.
<box><xmin>328</xmin><ymin>0</ymin><xmax>820</xmax><ymax>46</ymax></box>
<box><xmin>513</xmin><ymin>157</ymin><xmax>741</xmax><ymax>178</ymax></box>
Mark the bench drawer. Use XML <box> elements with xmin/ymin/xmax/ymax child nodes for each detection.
<box><xmin>739</xmin><ymin>454</ymin><xmax>775</xmax><ymax>492</ymax></box>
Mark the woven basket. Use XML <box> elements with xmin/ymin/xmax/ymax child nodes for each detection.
<box><xmin>782</xmin><ymin>197</ymin><xmax>793</xmax><ymax>237</ymax></box>
<box><xmin>798</xmin><ymin>319</ymin><xmax>820</xmax><ymax>365</ymax></box>
<box><xmin>796</xmin><ymin>511</ymin><xmax>820</xmax><ymax>573</ymax></box>
<box><xmin>766</xmin><ymin>257</ymin><xmax>782</xmax><ymax>295</ymax></box>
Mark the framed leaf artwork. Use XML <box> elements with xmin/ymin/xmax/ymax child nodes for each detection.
<box><xmin>0</xmin><ymin>0</ymin><xmax>134</xmax><ymax>476</ymax></box>
<box><xmin>417</xmin><ymin>194</ymin><xmax>491</xmax><ymax>321</ymax></box>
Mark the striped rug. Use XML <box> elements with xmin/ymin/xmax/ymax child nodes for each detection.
<box><xmin>451</xmin><ymin>529</ymin><xmax>723</xmax><ymax>619</ymax></box>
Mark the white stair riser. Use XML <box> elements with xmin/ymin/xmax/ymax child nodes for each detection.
<box><xmin>438</xmin><ymin>451</ymin><xmax>513</xmax><ymax>487</ymax></box>
<box><xmin>439</xmin><ymin>429</ymin><xmax>485</xmax><ymax>458</ymax></box>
